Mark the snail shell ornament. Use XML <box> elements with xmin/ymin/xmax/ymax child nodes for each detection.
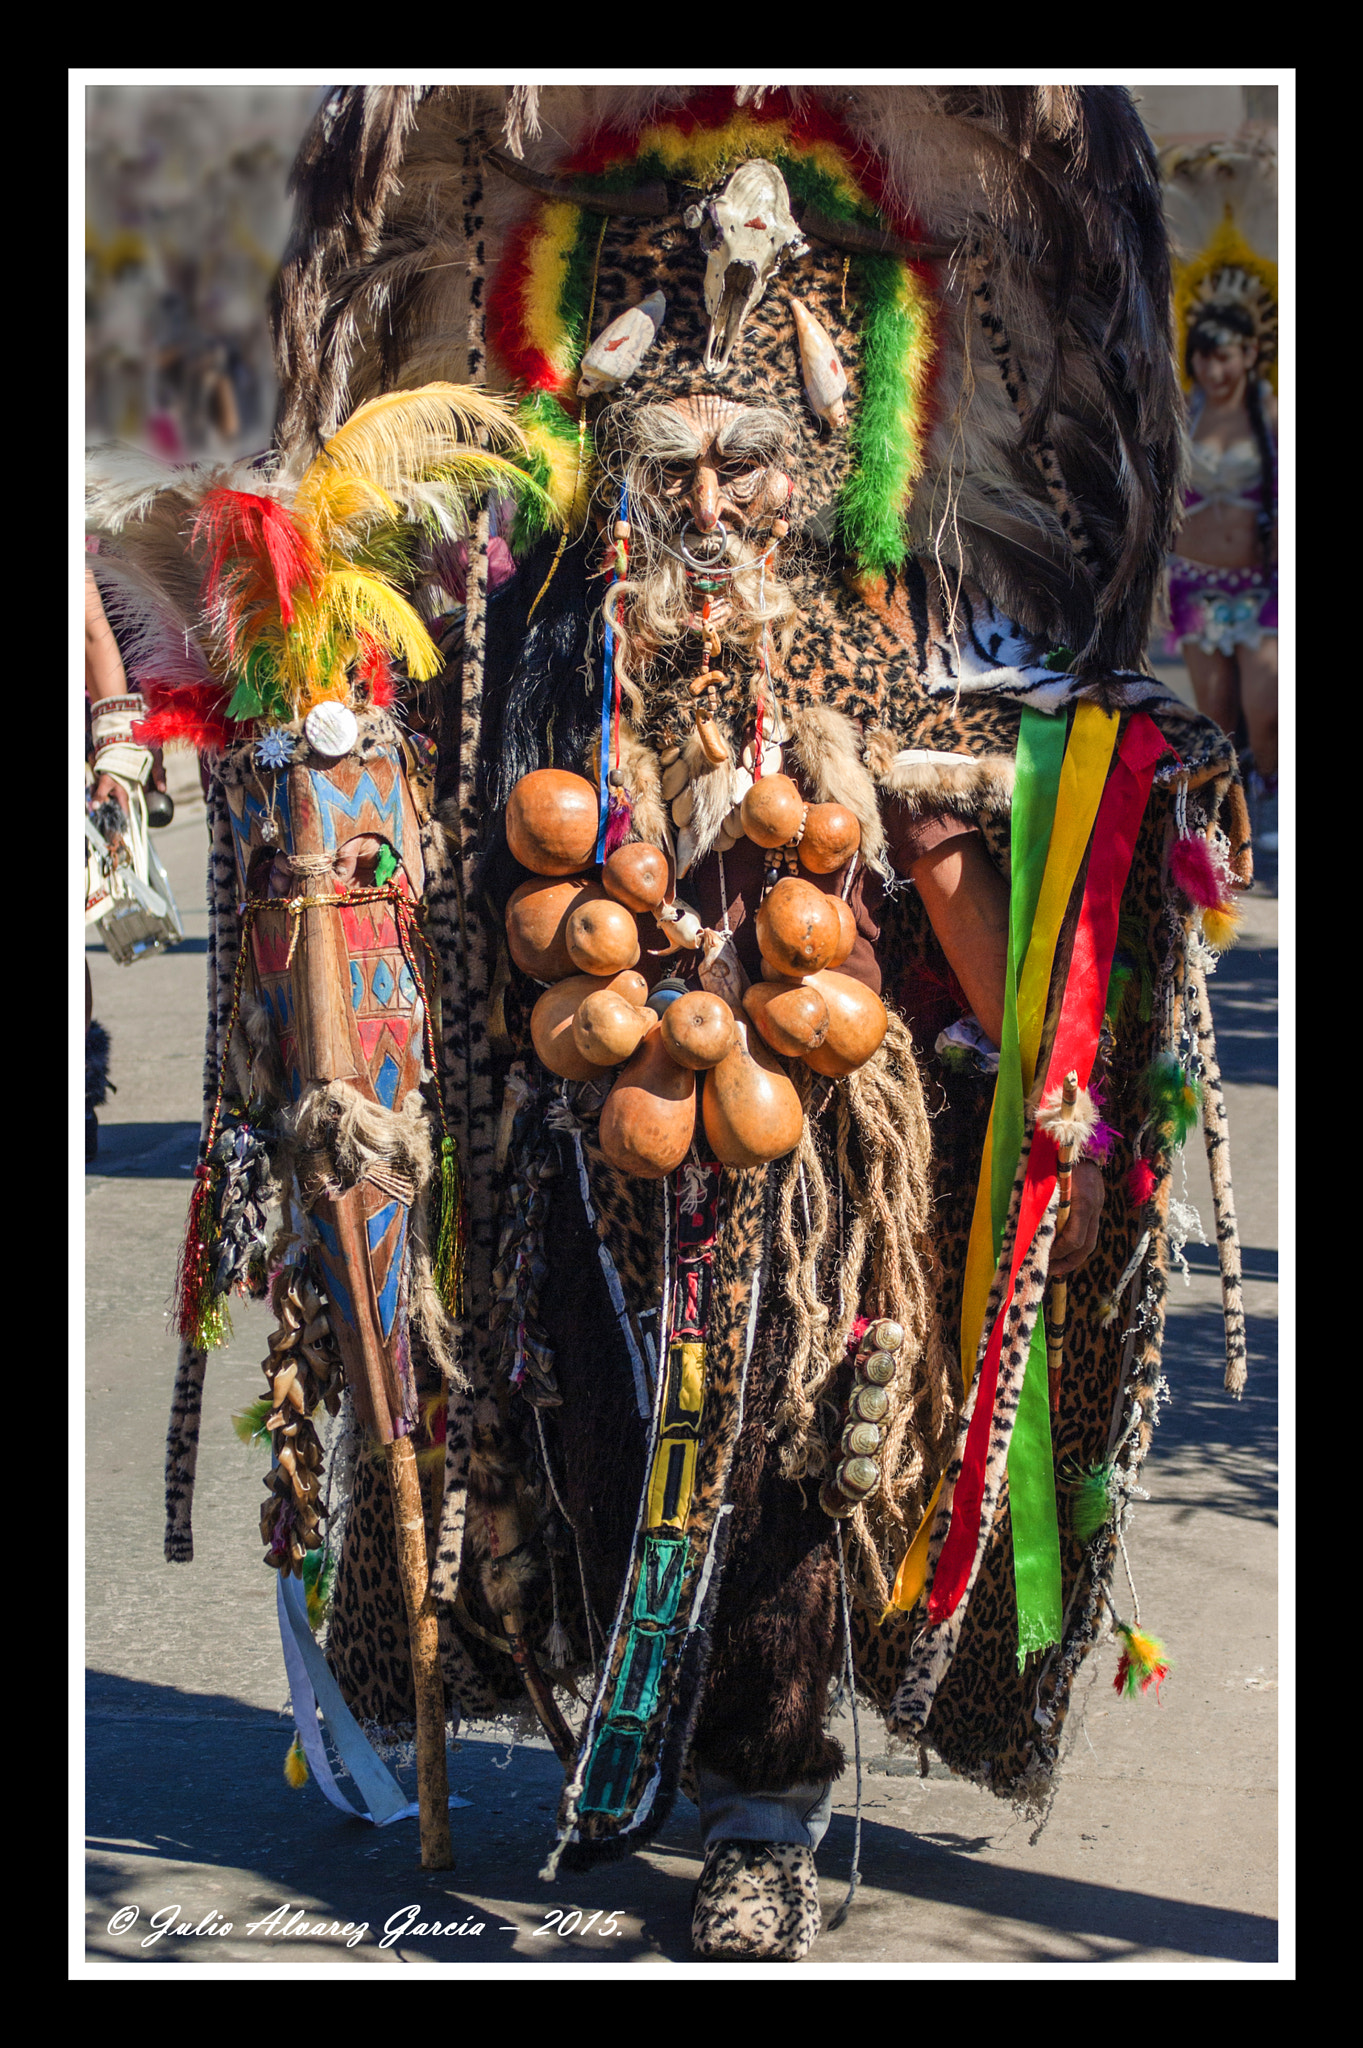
<box><xmin>821</xmin><ymin>1319</ymin><xmax>905</xmax><ymax>1517</ymax></box>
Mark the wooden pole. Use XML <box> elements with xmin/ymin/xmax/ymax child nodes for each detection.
<box><xmin>387</xmin><ymin>1435</ymin><xmax>453</xmax><ymax>1869</ymax></box>
<box><xmin>1046</xmin><ymin>1070</ymin><xmax>1080</xmax><ymax>1418</ymax></box>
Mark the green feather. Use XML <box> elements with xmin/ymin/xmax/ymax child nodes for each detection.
<box><xmin>231</xmin><ymin>1396</ymin><xmax>274</xmax><ymax>1449</ymax></box>
<box><xmin>1073</xmin><ymin>1464</ymin><xmax>1117</xmax><ymax>1544</ymax></box>
<box><xmin>1144</xmin><ymin>1052</ymin><xmax>1202</xmax><ymax>1147</ymax></box>
<box><xmin>840</xmin><ymin>251</ymin><xmax>924</xmax><ymax>575</ymax></box>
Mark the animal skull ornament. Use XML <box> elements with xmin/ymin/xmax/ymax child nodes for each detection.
<box><xmin>688</xmin><ymin>160</ymin><xmax>808</xmax><ymax>372</ymax></box>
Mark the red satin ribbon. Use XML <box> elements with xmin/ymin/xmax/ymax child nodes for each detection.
<box><xmin>927</xmin><ymin>714</ymin><xmax>1175</xmax><ymax>1624</ymax></box>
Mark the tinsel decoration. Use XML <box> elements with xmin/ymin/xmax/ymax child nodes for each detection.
<box><xmin>1143</xmin><ymin>1052</ymin><xmax>1203</xmax><ymax>1148</ymax></box>
<box><xmin>284</xmin><ymin>1735</ymin><xmax>309</xmax><ymax>1788</ymax></box>
<box><xmin>175</xmin><ymin>1162</ymin><xmax>231</xmax><ymax>1348</ymax></box>
<box><xmin>602</xmin><ymin>789</ymin><xmax>633</xmax><ymax>858</ymax></box>
<box><xmin>1083</xmin><ymin>1076</ymin><xmax>1118</xmax><ymax>1162</ymax></box>
<box><xmin>434</xmin><ymin>1135</ymin><xmax>466</xmax><ymax>1317</ymax></box>
<box><xmin>1128</xmin><ymin>1157</ymin><xmax>1159</xmax><ymax>1205</ymax></box>
<box><xmin>1112</xmin><ymin>1622</ymin><xmax>1171</xmax><ymax>1701</ymax></box>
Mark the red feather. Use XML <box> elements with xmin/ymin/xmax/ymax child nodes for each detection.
<box><xmin>133</xmin><ymin>687</ymin><xmax>234</xmax><ymax>755</ymax></box>
<box><xmin>487</xmin><ymin>214</ymin><xmax>564</xmax><ymax>394</ymax></box>
<box><xmin>192</xmin><ymin>490</ymin><xmax>320</xmax><ymax>630</ymax></box>
<box><xmin>1127</xmin><ymin>1158</ymin><xmax>1159</xmax><ymax>1205</ymax></box>
<box><xmin>355</xmin><ymin>633</ymin><xmax>395</xmax><ymax>707</ymax></box>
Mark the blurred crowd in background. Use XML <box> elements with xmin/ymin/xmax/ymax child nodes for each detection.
<box><xmin>85</xmin><ymin>85</ymin><xmax>324</xmax><ymax>462</ymax></box>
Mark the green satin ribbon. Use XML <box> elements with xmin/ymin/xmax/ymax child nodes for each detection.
<box><xmin>995</xmin><ymin>709</ymin><xmax>1067</xmax><ymax>1665</ymax></box>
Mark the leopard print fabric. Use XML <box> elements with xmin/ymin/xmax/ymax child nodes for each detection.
<box><xmin>164</xmin><ymin>776</ymin><xmax>245</xmax><ymax>1563</ymax></box>
<box><xmin>690</xmin><ymin>1841</ymin><xmax>822</xmax><ymax>1963</ymax></box>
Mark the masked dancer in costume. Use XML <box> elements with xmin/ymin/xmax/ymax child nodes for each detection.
<box><xmin>98</xmin><ymin>85</ymin><xmax>1250</xmax><ymax>1961</ymax></box>
<box><xmin>1163</xmin><ymin>140</ymin><xmax>1278</xmax><ymax>853</ymax></box>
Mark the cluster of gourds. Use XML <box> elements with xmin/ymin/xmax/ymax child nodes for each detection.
<box><xmin>504</xmin><ymin>767</ymin><xmax>889</xmax><ymax>1180</ymax></box>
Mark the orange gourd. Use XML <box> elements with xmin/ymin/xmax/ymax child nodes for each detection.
<box><xmin>739</xmin><ymin>773</ymin><xmax>805</xmax><ymax>849</ymax></box>
<box><xmin>799</xmin><ymin>803</ymin><xmax>861</xmax><ymax>874</ymax></box>
<box><xmin>660</xmin><ymin>990</ymin><xmax>737</xmax><ymax>1070</ymax></box>
<box><xmin>531</xmin><ymin>971</ymin><xmax>645</xmax><ymax>1080</ymax></box>
<box><xmin>573</xmin><ymin>989</ymin><xmax>651</xmax><ymax>1066</ymax></box>
<box><xmin>565</xmin><ymin>897</ymin><xmax>641</xmax><ymax>974</ymax></box>
<box><xmin>599</xmin><ymin>1019</ymin><xmax>697</xmax><ymax>1178</ymax></box>
<box><xmin>602</xmin><ymin>842</ymin><xmax>670</xmax><ymax>914</ymax></box>
<box><xmin>743</xmin><ymin>979</ymin><xmax>831</xmax><ymax>1058</ymax></box>
<box><xmin>702</xmin><ymin>1017</ymin><xmax>804</xmax><ymax>1167</ymax></box>
<box><xmin>754</xmin><ymin>876</ymin><xmax>842</xmax><ymax>979</ymax></box>
<box><xmin>506</xmin><ymin>770</ymin><xmax>600</xmax><ymax>876</ymax></box>
<box><xmin>505</xmin><ymin>874</ymin><xmax>601</xmax><ymax>982</ymax></box>
<box><xmin>799</xmin><ymin>970</ymin><xmax>888</xmax><ymax>1077</ymax></box>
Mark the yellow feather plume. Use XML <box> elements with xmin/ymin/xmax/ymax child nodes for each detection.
<box><xmin>293</xmin><ymin>466</ymin><xmax>398</xmax><ymax>550</ymax></box>
<box><xmin>303</xmin><ymin>383</ymin><xmax>527</xmax><ymax>495</ymax></box>
<box><xmin>284</xmin><ymin>1735</ymin><xmax>309</xmax><ymax>1789</ymax></box>
<box><xmin>317</xmin><ymin>569</ymin><xmax>441</xmax><ymax>682</ymax></box>
<box><xmin>1201</xmin><ymin>900</ymin><xmax>1241</xmax><ymax>953</ymax></box>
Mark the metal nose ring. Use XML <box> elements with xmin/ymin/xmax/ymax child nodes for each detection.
<box><xmin>676</xmin><ymin>520</ymin><xmax>728</xmax><ymax>572</ymax></box>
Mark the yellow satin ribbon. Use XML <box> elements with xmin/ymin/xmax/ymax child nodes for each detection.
<box><xmin>885</xmin><ymin>703</ymin><xmax>1119</xmax><ymax>1618</ymax></box>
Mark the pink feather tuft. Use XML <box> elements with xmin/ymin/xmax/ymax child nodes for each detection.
<box><xmin>845</xmin><ymin>1316</ymin><xmax>872</xmax><ymax>1354</ymax></box>
<box><xmin>603</xmin><ymin>792</ymin><xmax>633</xmax><ymax>858</ymax></box>
<box><xmin>1127</xmin><ymin>1158</ymin><xmax>1158</xmax><ymax>1205</ymax></box>
<box><xmin>1169</xmin><ymin>833</ymin><xmax>1224</xmax><ymax>911</ymax></box>
<box><xmin>1086</xmin><ymin>1119</ymin><xmax>1118</xmax><ymax>1161</ymax></box>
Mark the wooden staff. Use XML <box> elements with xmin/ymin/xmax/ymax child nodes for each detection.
<box><xmin>1046</xmin><ymin>1070</ymin><xmax>1080</xmax><ymax>1419</ymax></box>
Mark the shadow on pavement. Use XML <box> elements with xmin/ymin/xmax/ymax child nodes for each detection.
<box><xmin>1152</xmin><ymin>1311</ymin><xmax>1278</xmax><ymax>1525</ymax></box>
<box><xmin>87</xmin><ymin>1671</ymin><xmax>1275</xmax><ymax>1965</ymax></box>
<box><xmin>818</xmin><ymin>1810</ymin><xmax>1277</xmax><ymax>1962</ymax></box>
<box><xmin>1206</xmin><ymin>944</ymin><xmax>1277</xmax><ymax>1088</ymax></box>
<box><xmin>86</xmin><ymin>1122</ymin><xmax>199</xmax><ymax>1177</ymax></box>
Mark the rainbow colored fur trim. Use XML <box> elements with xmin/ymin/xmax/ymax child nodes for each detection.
<box><xmin>486</xmin><ymin>90</ymin><xmax>939</xmax><ymax>577</ymax></box>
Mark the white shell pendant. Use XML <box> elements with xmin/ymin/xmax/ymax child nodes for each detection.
<box><xmin>304</xmin><ymin>701</ymin><xmax>359</xmax><ymax>759</ymax></box>
<box><xmin>741</xmin><ymin>740</ymin><xmax>784</xmax><ymax>777</ymax></box>
<box><xmin>792</xmin><ymin>298</ymin><xmax>849</xmax><ymax>430</ymax></box>
<box><xmin>671</xmin><ymin>787</ymin><xmax>695</xmax><ymax>829</ymax></box>
<box><xmin>660</xmin><ymin>757</ymin><xmax>691</xmax><ymax>801</ymax></box>
<box><xmin>577</xmin><ymin>292</ymin><xmax>666</xmax><ymax>398</ymax></box>
<box><xmin>675</xmin><ymin>825</ymin><xmax>700</xmax><ymax>878</ymax></box>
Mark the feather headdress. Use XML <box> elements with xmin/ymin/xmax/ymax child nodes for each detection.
<box><xmin>270</xmin><ymin>85</ymin><xmax>1183</xmax><ymax>673</ymax></box>
<box><xmin>87</xmin><ymin>383</ymin><xmax>544</xmax><ymax>739</ymax></box>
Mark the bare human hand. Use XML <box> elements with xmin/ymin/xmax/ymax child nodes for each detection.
<box><xmin>1050</xmin><ymin>1157</ymin><xmax>1105</xmax><ymax>1279</ymax></box>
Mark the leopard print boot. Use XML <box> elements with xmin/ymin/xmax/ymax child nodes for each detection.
<box><xmin>690</xmin><ymin>1840</ymin><xmax>822</xmax><ymax>1961</ymax></box>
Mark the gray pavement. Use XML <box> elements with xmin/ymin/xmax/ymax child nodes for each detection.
<box><xmin>82</xmin><ymin>736</ymin><xmax>1281</xmax><ymax>1974</ymax></box>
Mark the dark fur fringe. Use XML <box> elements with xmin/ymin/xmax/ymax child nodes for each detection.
<box><xmin>86</xmin><ymin>1019</ymin><xmax>113</xmax><ymax>1113</ymax></box>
